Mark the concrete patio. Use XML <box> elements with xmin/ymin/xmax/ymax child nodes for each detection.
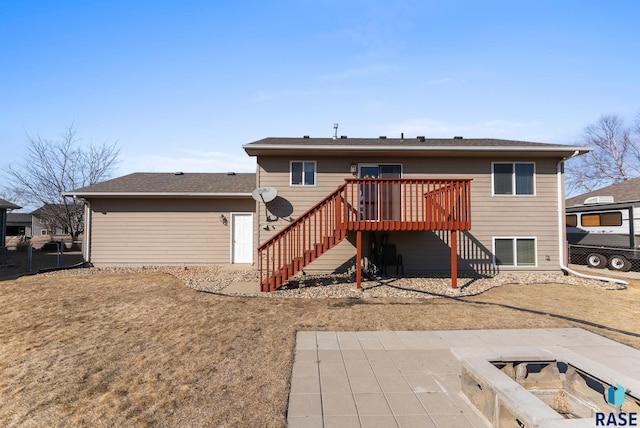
<box><xmin>287</xmin><ymin>328</ymin><xmax>640</xmax><ymax>428</ymax></box>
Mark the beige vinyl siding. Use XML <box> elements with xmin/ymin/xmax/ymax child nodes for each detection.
<box><xmin>257</xmin><ymin>157</ymin><xmax>356</xmax><ymax>273</ymax></box>
<box><xmin>256</xmin><ymin>156</ymin><xmax>562</xmax><ymax>273</ymax></box>
<box><xmin>88</xmin><ymin>198</ymin><xmax>255</xmax><ymax>265</ymax></box>
<box><xmin>470</xmin><ymin>159</ymin><xmax>559</xmax><ymax>271</ymax></box>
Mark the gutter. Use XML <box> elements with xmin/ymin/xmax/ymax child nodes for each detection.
<box><xmin>556</xmin><ymin>153</ymin><xmax>628</xmax><ymax>285</ymax></box>
<box><xmin>63</xmin><ymin>192</ymin><xmax>253</xmax><ymax>198</ymax></box>
<box><xmin>244</xmin><ymin>144</ymin><xmax>590</xmax><ymax>156</ymax></box>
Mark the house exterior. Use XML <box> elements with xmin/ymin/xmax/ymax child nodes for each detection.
<box><xmin>6</xmin><ymin>204</ymin><xmax>83</xmax><ymax>238</ymax></box>
<box><xmin>66</xmin><ymin>136</ymin><xmax>589</xmax><ymax>292</ymax></box>
<box><xmin>566</xmin><ymin>176</ymin><xmax>640</xmax><ymax>207</ymax></box>
<box><xmin>65</xmin><ymin>172</ymin><xmax>256</xmax><ymax>265</ymax></box>
<box><xmin>30</xmin><ymin>204</ymin><xmax>81</xmax><ymax>237</ymax></box>
<box><xmin>565</xmin><ymin>177</ymin><xmax>640</xmax><ymax>271</ymax></box>
<box><xmin>1</xmin><ymin>198</ymin><xmax>21</xmax><ymax>247</ymax></box>
<box><xmin>243</xmin><ymin>137</ymin><xmax>589</xmax><ymax>290</ymax></box>
<box><xmin>6</xmin><ymin>213</ymin><xmax>33</xmax><ymax>237</ymax></box>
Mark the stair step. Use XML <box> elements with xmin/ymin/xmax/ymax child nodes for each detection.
<box><xmin>258</xmin><ymin>189</ymin><xmax>349</xmax><ymax>291</ymax></box>
<box><xmin>304</xmin><ymin>249</ymin><xmax>315</xmax><ymax>263</ymax></box>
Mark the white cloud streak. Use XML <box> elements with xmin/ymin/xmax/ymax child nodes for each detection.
<box><xmin>384</xmin><ymin>118</ymin><xmax>545</xmax><ymax>140</ymax></box>
<box><xmin>119</xmin><ymin>150</ymin><xmax>255</xmax><ymax>174</ymax></box>
<box><xmin>319</xmin><ymin>64</ymin><xmax>395</xmax><ymax>81</ymax></box>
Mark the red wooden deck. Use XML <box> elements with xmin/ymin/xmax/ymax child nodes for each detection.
<box><xmin>258</xmin><ymin>178</ymin><xmax>472</xmax><ymax>291</ymax></box>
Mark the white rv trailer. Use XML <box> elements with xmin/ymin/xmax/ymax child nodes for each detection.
<box><xmin>566</xmin><ymin>199</ymin><xmax>640</xmax><ymax>271</ymax></box>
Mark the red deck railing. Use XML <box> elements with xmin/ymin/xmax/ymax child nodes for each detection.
<box><xmin>258</xmin><ymin>178</ymin><xmax>471</xmax><ymax>291</ymax></box>
<box><xmin>343</xmin><ymin>178</ymin><xmax>471</xmax><ymax>231</ymax></box>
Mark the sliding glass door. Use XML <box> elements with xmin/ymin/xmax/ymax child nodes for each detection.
<box><xmin>358</xmin><ymin>164</ymin><xmax>402</xmax><ymax>221</ymax></box>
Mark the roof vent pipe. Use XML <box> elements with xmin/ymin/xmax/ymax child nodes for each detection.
<box><xmin>303</xmin><ymin>135</ymin><xmax>310</xmax><ymax>138</ymax></box>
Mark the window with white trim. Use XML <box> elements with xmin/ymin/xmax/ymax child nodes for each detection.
<box><xmin>290</xmin><ymin>161</ymin><xmax>316</xmax><ymax>186</ymax></box>
<box><xmin>492</xmin><ymin>162</ymin><xmax>535</xmax><ymax>195</ymax></box>
<box><xmin>493</xmin><ymin>237</ymin><xmax>536</xmax><ymax>267</ymax></box>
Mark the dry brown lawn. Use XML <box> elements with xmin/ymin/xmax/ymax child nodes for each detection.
<box><xmin>1</xmin><ymin>271</ymin><xmax>639</xmax><ymax>427</ymax></box>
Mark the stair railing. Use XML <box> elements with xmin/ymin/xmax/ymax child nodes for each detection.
<box><xmin>258</xmin><ymin>184</ymin><xmax>347</xmax><ymax>291</ymax></box>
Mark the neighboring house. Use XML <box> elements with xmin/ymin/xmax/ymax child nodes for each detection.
<box><xmin>566</xmin><ymin>177</ymin><xmax>640</xmax><ymax>207</ymax></box>
<box><xmin>31</xmin><ymin>204</ymin><xmax>83</xmax><ymax>237</ymax></box>
<box><xmin>5</xmin><ymin>205</ymin><xmax>76</xmax><ymax>238</ymax></box>
<box><xmin>1</xmin><ymin>198</ymin><xmax>21</xmax><ymax>247</ymax></box>
<box><xmin>65</xmin><ymin>172</ymin><xmax>256</xmax><ymax>265</ymax></box>
<box><xmin>6</xmin><ymin>213</ymin><xmax>33</xmax><ymax>237</ymax></box>
<box><xmin>66</xmin><ymin>136</ymin><xmax>589</xmax><ymax>292</ymax></box>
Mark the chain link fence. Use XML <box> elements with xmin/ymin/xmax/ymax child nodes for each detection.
<box><xmin>568</xmin><ymin>244</ymin><xmax>640</xmax><ymax>272</ymax></box>
<box><xmin>0</xmin><ymin>240</ymin><xmax>85</xmax><ymax>280</ymax></box>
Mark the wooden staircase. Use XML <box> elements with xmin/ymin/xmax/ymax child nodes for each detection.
<box><xmin>258</xmin><ymin>184</ymin><xmax>348</xmax><ymax>292</ymax></box>
<box><xmin>258</xmin><ymin>178</ymin><xmax>472</xmax><ymax>292</ymax></box>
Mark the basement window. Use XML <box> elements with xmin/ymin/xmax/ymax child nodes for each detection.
<box><xmin>290</xmin><ymin>161</ymin><xmax>316</xmax><ymax>186</ymax></box>
<box><xmin>494</xmin><ymin>237</ymin><xmax>536</xmax><ymax>267</ymax></box>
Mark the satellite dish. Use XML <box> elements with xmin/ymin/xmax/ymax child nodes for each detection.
<box><xmin>252</xmin><ymin>187</ymin><xmax>278</xmax><ymax>204</ymax></box>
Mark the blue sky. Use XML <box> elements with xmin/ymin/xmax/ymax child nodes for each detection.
<box><xmin>1</xmin><ymin>0</ymin><xmax>639</xmax><ymax>177</ymax></box>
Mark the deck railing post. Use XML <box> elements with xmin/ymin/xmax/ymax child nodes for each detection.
<box><xmin>451</xmin><ymin>229</ymin><xmax>458</xmax><ymax>289</ymax></box>
<box><xmin>356</xmin><ymin>230</ymin><xmax>362</xmax><ymax>289</ymax></box>
<box><xmin>258</xmin><ymin>179</ymin><xmax>472</xmax><ymax>292</ymax></box>
<box><xmin>335</xmin><ymin>193</ymin><xmax>342</xmax><ymax>238</ymax></box>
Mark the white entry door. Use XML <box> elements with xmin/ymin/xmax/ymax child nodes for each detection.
<box><xmin>232</xmin><ymin>213</ymin><xmax>253</xmax><ymax>263</ymax></box>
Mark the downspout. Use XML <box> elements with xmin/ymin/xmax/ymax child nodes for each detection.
<box><xmin>83</xmin><ymin>200</ymin><xmax>91</xmax><ymax>263</ymax></box>
<box><xmin>557</xmin><ymin>152</ymin><xmax>627</xmax><ymax>285</ymax></box>
<box><xmin>1</xmin><ymin>209</ymin><xmax>6</xmax><ymax>247</ymax></box>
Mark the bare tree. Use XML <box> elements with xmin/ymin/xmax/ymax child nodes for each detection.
<box><xmin>632</xmin><ymin>111</ymin><xmax>640</xmax><ymax>161</ymax></box>
<box><xmin>2</xmin><ymin>125</ymin><xmax>119</xmax><ymax>240</ymax></box>
<box><xmin>566</xmin><ymin>114</ymin><xmax>640</xmax><ymax>195</ymax></box>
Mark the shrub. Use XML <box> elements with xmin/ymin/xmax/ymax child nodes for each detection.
<box><xmin>16</xmin><ymin>235</ymin><xmax>31</xmax><ymax>253</ymax></box>
<box><xmin>41</xmin><ymin>240</ymin><xmax>64</xmax><ymax>252</ymax></box>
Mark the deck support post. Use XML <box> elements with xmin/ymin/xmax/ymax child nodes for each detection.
<box><xmin>356</xmin><ymin>230</ymin><xmax>362</xmax><ymax>289</ymax></box>
<box><xmin>451</xmin><ymin>229</ymin><xmax>458</xmax><ymax>289</ymax></box>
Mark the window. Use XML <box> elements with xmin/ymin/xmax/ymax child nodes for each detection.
<box><xmin>494</xmin><ymin>237</ymin><xmax>536</xmax><ymax>267</ymax></box>
<box><xmin>357</xmin><ymin>164</ymin><xmax>402</xmax><ymax>221</ymax></box>
<box><xmin>581</xmin><ymin>212</ymin><xmax>622</xmax><ymax>227</ymax></box>
<box><xmin>566</xmin><ymin>214</ymin><xmax>577</xmax><ymax>227</ymax></box>
<box><xmin>290</xmin><ymin>161</ymin><xmax>316</xmax><ymax>186</ymax></box>
<box><xmin>492</xmin><ymin>162</ymin><xmax>535</xmax><ymax>195</ymax></box>
<box><xmin>41</xmin><ymin>230</ymin><xmax>49</xmax><ymax>236</ymax></box>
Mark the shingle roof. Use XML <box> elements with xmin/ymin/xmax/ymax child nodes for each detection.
<box><xmin>566</xmin><ymin>177</ymin><xmax>640</xmax><ymax>206</ymax></box>
<box><xmin>31</xmin><ymin>203</ymin><xmax>82</xmax><ymax>217</ymax></box>
<box><xmin>0</xmin><ymin>198</ymin><xmax>21</xmax><ymax>210</ymax></box>
<box><xmin>7</xmin><ymin>213</ymin><xmax>32</xmax><ymax>223</ymax></box>
<box><xmin>243</xmin><ymin>137</ymin><xmax>589</xmax><ymax>157</ymax></box>
<box><xmin>247</xmin><ymin>137</ymin><xmax>560</xmax><ymax>147</ymax></box>
<box><xmin>66</xmin><ymin>172</ymin><xmax>256</xmax><ymax>197</ymax></box>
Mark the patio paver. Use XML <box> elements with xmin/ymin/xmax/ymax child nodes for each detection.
<box><xmin>287</xmin><ymin>328</ymin><xmax>640</xmax><ymax>427</ymax></box>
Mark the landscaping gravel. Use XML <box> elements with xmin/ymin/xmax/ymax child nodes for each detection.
<box><xmin>41</xmin><ymin>264</ymin><xmax>626</xmax><ymax>299</ymax></box>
